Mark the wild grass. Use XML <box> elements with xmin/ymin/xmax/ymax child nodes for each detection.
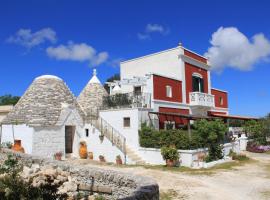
<box><xmin>160</xmin><ymin>190</ymin><xmax>178</xmax><ymax>200</ymax></box>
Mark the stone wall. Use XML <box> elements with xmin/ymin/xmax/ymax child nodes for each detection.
<box><xmin>0</xmin><ymin>149</ymin><xmax>159</xmax><ymax>200</ymax></box>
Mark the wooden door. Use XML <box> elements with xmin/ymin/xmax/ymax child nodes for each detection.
<box><xmin>65</xmin><ymin>126</ymin><xmax>75</xmax><ymax>153</ymax></box>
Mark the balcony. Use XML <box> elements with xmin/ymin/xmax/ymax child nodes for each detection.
<box><xmin>103</xmin><ymin>92</ymin><xmax>151</xmax><ymax>109</ymax></box>
<box><xmin>189</xmin><ymin>92</ymin><xmax>214</xmax><ymax>107</ymax></box>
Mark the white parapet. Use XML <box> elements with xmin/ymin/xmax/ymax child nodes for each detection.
<box><xmin>189</xmin><ymin>92</ymin><xmax>215</xmax><ymax>107</ymax></box>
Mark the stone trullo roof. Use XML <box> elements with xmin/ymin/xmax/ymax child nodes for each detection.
<box><xmin>2</xmin><ymin>75</ymin><xmax>85</xmax><ymax>126</ymax></box>
<box><xmin>77</xmin><ymin>69</ymin><xmax>108</xmax><ymax>121</ymax></box>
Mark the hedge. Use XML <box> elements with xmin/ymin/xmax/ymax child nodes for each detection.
<box><xmin>139</xmin><ymin>123</ymin><xmax>202</xmax><ymax>150</ymax></box>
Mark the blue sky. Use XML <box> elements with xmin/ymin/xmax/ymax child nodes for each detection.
<box><xmin>0</xmin><ymin>0</ymin><xmax>270</xmax><ymax>117</ymax></box>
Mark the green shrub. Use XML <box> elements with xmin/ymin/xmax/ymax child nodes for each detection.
<box><xmin>140</xmin><ymin>119</ymin><xmax>228</xmax><ymax>162</ymax></box>
<box><xmin>161</xmin><ymin>146</ymin><xmax>179</xmax><ymax>161</ymax></box>
<box><xmin>193</xmin><ymin>119</ymin><xmax>227</xmax><ymax>161</ymax></box>
<box><xmin>244</xmin><ymin>120</ymin><xmax>267</xmax><ymax>145</ymax></box>
<box><xmin>139</xmin><ymin>123</ymin><xmax>200</xmax><ymax>150</ymax></box>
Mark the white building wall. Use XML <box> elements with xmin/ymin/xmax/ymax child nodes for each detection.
<box><xmin>121</xmin><ymin>47</ymin><xmax>184</xmax><ymax>82</ymax></box>
<box><xmin>99</xmin><ymin>108</ymin><xmax>150</xmax><ymax>150</ymax></box>
<box><xmin>32</xmin><ymin>107</ymin><xmax>84</xmax><ymax>158</ymax></box>
<box><xmin>81</xmin><ymin>124</ymin><xmax>132</xmax><ymax>164</ymax></box>
<box><xmin>1</xmin><ymin>124</ymin><xmax>34</xmax><ymax>154</ymax></box>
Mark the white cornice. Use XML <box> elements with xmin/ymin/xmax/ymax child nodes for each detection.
<box><xmin>181</xmin><ymin>55</ymin><xmax>210</xmax><ymax>70</ymax></box>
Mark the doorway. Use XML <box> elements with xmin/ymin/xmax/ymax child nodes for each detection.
<box><xmin>65</xmin><ymin>126</ymin><xmax>75</xmax><ymax>154</ymax></box>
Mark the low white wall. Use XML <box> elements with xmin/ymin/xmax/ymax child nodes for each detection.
<box><xmin>82</xmin><ymin>124</ymin><xmax>133</xmax><ymax>164</ymax></box>
<box><xmin>138</xmin><ymin>141</ymin><xmax>243</xmax><ymax>167</ymax></box>
<box><xmin>1</xmin><ymin>124</ymin><xmax>33</xmax><ymax>154</ymax></box>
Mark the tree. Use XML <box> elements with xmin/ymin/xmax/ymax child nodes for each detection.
<box><xmin>103</xmin><ymin>74</ymin><xmax>120</xmax><ymax>93</ymax></box>
<box><xmin>244</xmin><ymin>120</ymin><xmax>266</xmax><ymax>145</ymax></box>
<box><xmin>0</xmin><ymin>95</ymin><xmax>20</xmax><ymax>105</ymax></box>
<box><xmin>193</xmin><ymin>119</ymin><xmax>228</xmax><ymax>162</ymax></box>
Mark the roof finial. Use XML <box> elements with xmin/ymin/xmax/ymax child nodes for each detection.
<box><xmin>93</xmin><ymin>68</ymin><xmax>97</xmax><ymax>76</ymax></box>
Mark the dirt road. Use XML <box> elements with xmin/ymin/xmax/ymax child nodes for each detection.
<box><xmin>69</xmin><ymin>152</ymin><xmax>270</xmax><ymax>200</ymax></box>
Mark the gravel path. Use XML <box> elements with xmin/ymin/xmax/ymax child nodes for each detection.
<box><xmin>68</xmin><ymin>152</ymin><xmax>270</xmax><ymax>200</ymax></box>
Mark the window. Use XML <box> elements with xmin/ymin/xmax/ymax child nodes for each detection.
<box><xmin>85</xmin><ymin>129</ymin><xmax>89</xmax><ymax>137</ymax></box>
<box><xmin>164</xmin><ymin>121</ymin><xmax>175</xmax><ymax>130</ymax></box>
<box><xmin>192</xmin><ymin>74</ymin><xmax>204</xmax><ymax>93</ymax></box>
<box><xmin>219</xmin><ymin>97</ymin><xmax>224</xmax><ymax>105</ymax></box>
<box><xmin>134</xmin><ymin>86</ymin><xmax>142</xmax><ymax>95</ymax></box>
<box><xmin>123</xmin><ymin>117</ymin><xmax>130</xmax><ymax>128</ymax></box>
<box><xmin>166</xmin><ymin>85</ymin><xmax>172</xmax><ymax>98</ymax></box>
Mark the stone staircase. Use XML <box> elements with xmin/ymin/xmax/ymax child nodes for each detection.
<box><xmin>92</xmin><ymin>117</ymin><xmax>146</xmax><ymax>165</ymax></box>
<box><xmin>126</xmin><ymin>147</ymin><xmax>146</xmax><ymax>165</ymax></box>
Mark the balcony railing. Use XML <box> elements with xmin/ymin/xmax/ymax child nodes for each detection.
<box><xmin>103</xmin><ymin>92</ymin><xmax>151</xmax><ymax>109</ymax></box>
<box><xmin>189</xmin><ymin>92</ymin><xmax>214</xmax><ymax>107</ymax></box>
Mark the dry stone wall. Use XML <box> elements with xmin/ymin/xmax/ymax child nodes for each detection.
<box><xmin>0</xmin><ymin>149</ymin><xmax>159</xmax><ymax>200</ymax></box>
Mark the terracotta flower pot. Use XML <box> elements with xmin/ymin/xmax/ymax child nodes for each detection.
<box><xmin>55</xmin><ymin>155</ymin><xmax>62</xmax><ymax>161</ymax></box>
<box><xmin>12</xmin><ymin>140</ymin><xmax>25</xmax><ymax>153</ymax></box>
<box><xmin>99</xmin><ymin>156</ymin><xmax>105</xmax><ymax>162</ymax></box>
<box><xmin>88</xmin><ymin>152</ymin><xmax>94</xmax><ymax>160</ymax></box>
<box><xmin>166</xmin><ymin>159</ymin><xmax>175</xmax><ymax>167</ymax></box>
<box><xmin>116</xmin><ymin>158</ymin><xmax>122</xmax><ymax>165</ymax></box>
<box><xmin>79</xmin><ymin>143</ymin><xmax>87</xmax><ymax>159</ymax></box>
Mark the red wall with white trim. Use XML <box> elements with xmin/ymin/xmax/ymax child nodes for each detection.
<box><xmin>211</xmin><ymin>89</ymin><xmax>228</xmax><ymax>108</ymax></box>
<box><xmin>184</xmin><ymin>63</ymin><xmax>209</xmax><ymax>103</ymax></box>
<box><xmin>153</xmin><ymin>75</ymin><xmax>183</xmax><ymax>103</ymax></box>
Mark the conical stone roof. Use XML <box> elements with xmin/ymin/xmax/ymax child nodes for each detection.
<box><xmin>77</xmin><ymin>69</ymin><xmax>108</xmax><ymax>121</ymax></box>
<box><xmin>2</xmin><ymin>75</ymin><xmax>85</xmax><ymax>126</ymax></box>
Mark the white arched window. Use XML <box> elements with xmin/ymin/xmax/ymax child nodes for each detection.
<box><xmin>192</xmin><ymin>73</ymin><xmax>204</xmax><ymax>93</ymax></box>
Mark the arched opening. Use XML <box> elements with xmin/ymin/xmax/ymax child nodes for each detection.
<box><xmin>192</xmin><ymin>73</ymin><xmax>204</xmax><ymax>93</ymax></box>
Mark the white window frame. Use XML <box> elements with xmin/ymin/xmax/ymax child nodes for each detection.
<box><xmin>192</xmin><ymin>73</ymin><xmax>204</xmax><ymax>93</ymax></box>
<box><xmin>164</xmin><ymin>121</ymin><xmax>175</xmax><ymax>130</ymax></box>
<box><xmin>166</xmin><ymin>85</ymin><xmax>172</xmax><ymax>98</ymax></box>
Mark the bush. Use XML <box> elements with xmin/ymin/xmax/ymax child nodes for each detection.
<box><xmin>140</xmin><ymin>119</ymin><xmax>228</xmax><ymax>162</ymax></box>
<box><xmin>139</xmin><ymin>123</ymin><xmax>200</xmax><ymax>150</ymax></box>
<box><xmin>161</xmin><ymin>146</ymin><xmax>179</xmax><ymax>161</ymax></box>
<box><xmin>244</xmin><ymin>120</ymin><xmax>267</xmax><ymax>145</ymax></box>
<box><xmin>193</xmin><ymin>119</ymin><xmax>227</xmax><ymax>162</ymax></box>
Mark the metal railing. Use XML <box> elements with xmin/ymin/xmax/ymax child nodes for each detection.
<box><xmin>103</xmin><ymin>92</ymin><xmax>151</xmax><ymax>109</ymax></box>
<box><xmin>189</xmin><ymin>92</ymin><xmax>214</xmax><ymax>107</ymax></box>
<box><xmin>92</xmin><ymin>117</ymin><xmax>127</xmax><ymax>164</ymax></box>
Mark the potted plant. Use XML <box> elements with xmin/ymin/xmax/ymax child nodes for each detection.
<box><xmin>88</xmin><ymin>152</ymin><xmax>94</xmax><ymax>160</ymax></box>
<box><xmin>116</xmin><ymin>155</ymin><xmax>122</xmax><ymax>165</ymax></box>
<box><xmin>79</xmin><ymin>141</ymin><xmax>88</xmax><ymax>159</ymax></box>
<box><xmin>11</xmin><ymin>139</ymin><xmax>25</xmax><ymax>153</ymax></box>
<box><xmin>99</xmin><ymin>155</ymin><xmax>105</xmax><ymax>162</ymax></box>
<box><xmin>54</xmin><ymin>152</ymin><xmax>62</xmax><ymax>161</ymax></box>
<box><xmin>99</xmin><ymin>134</ymin><xmax>104</xmax><ymax>143</ymax></box>
<box><xmin>161</xmin><ymin>146</ymin><xmax>179</xmax><ymax>167</ymax></box>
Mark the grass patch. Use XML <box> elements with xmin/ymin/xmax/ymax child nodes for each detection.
<box><xmin>261</xmin><ymin>190</ymin><xmax>270</xmax><ymax>199</ymax></box>
<box><xmin>128</xmin><ymin>157</ymin><xmax>256</xmax><ymax>175</ymax></box>
<box><xmin>160</xmin><ymin>190</ymin><xmax>178</xmax><ymax>200</ymax></box>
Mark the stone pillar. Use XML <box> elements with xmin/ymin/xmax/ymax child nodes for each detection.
<box><xmin>237</xmin><ymin>135</ymin><xmax>248</xmax><ymax>151</ymax></box>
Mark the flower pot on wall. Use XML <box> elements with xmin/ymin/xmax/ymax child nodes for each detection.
<box><xmin>12</xmin><ymin>140</ymin><xmax>25</xmax><ymax>153</ymax></box>
<box><xmin>88</xmin><ymin>152</ymin><xmax>94</xmax><ymax>160</ymax></box>
<box><xmin>99</xmin><ymin>155</ymin><xmax>105</xmax><ymax>162</ymax></box>
<box><xmin>166</xmin><ymin>159</ymin><xmax>175</xmax><ymax>167</ymax></box>
<box><xmin>79</xmin><ymin>142</ymin><xmax>87</xmax><ymax>159</ymax></box>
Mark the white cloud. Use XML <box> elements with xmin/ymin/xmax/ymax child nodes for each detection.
<box><xmin>137</xmin><ymin>33</ymin><xmax>151</xmax><ymax>40</ymax></box>
<box><xmin>7</xmin><ymin>28</ymin><xmax>56</xmax><ymax>48</ymax></box>
<box><xmin>205</xmin><ymin>27</ymin><xmax>270</xmax><ymax>72</ymax></box>
<box><xmin>138</xmin><ymin>23</ymin><xmax>169</xmax><ymax>40</ymax></box>
<box><xmin>146</xmin><ymin>24</ymin><xmax>165</xmax><ymax>34</ymax></box>
<box><xmin>46</xmin><ymin>42</ymin><xmax>109</xmax><ymax>66</ymax></box>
